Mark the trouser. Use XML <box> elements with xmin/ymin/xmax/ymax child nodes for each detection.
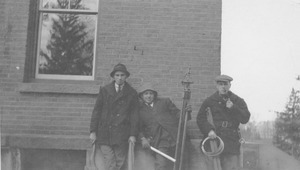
<box><xmin>155</xmin><ymin>146</ymin><xmax>175</xmax><ymax>170</ymax></box>
<box><xmin>220</xmin><ymin>153</ymin><xmax>240</xmax><ymax>170</ymax></box>
<box><xmin>205</xmin><ymin>153</ymin><xmax>240</xmax><ymax>170</ymax></box>
<box><xmin>100</xmin><ymin>144</ymin><xmax>128</xmax><ymax>170</ymax></box>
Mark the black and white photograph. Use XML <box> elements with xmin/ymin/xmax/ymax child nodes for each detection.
<box><xmin>1</xmin><ymin>0</ymin><xmax>300</xmax><ymax>170</ymax></box>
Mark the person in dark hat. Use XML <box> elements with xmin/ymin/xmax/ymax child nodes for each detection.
<box><xmin>137</xmin><ymin>82</ymin><xmax>191</xmax><ymax>170</ymax></box>
<box><xmin>197</xmin><ymin>74</ymin><xmax>250</xmax><ymax>170</ymax></box>
<box><xmin>90</xmin><ymin>63</ymin><xmax>139</xmax><ymax>170</ymax></box>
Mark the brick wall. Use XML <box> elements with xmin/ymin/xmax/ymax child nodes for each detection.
<box><xmin>0</xmin><ymin>0</ymin><xmax>221</xmax><ymax>150</ymax></box>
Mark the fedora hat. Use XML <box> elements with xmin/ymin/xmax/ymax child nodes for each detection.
<box><xmin>110</xmin><ymin>63</ymin><xmax>130</xmax><ymax>77</ymax></box>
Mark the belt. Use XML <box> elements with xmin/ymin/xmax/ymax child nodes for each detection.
<box><xmin>214</xmin><ymin>121</ymin><xmax>233</xmax><ymax>128</ymax></box>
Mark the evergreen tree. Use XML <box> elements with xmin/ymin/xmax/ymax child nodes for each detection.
<box><xmin>39</xmin><ymin>0</ymin><xmax>94</xmax><ymax>75</ymax></box>
<box><xmin>274</xmin><ymin>88</ymin><xmax>300</xmax><ymax>156</ymax></box>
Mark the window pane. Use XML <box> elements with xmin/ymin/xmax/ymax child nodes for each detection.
<box><xmin>42</xmin><ymin>0</ymin><xmax>98</xmax><ymax>11</ymax></box>
<box><xmin>70</xmin><ymin>0</ymin><xmax>98</xmax><ymax>10</ymax></box>
<box><xmin>42</xmin><ymin>0</ymin><xmax>69</xmax><ymax>9</ymax></box>
<box><xmin>38</xmin><ymin>13</ymin><xmax>96</xmax><ymax>76</ymax></box>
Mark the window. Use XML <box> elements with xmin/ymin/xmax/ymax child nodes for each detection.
<box><xmin>36</xmin><ymin>0</ymin><xmax>98</xmax><ymax>80</ymax></box>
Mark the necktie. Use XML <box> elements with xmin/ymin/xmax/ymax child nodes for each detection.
<box><xmin>117</xmin><ymin>85</ymin><xmax>121</xmax><ymax>93</ymax></box>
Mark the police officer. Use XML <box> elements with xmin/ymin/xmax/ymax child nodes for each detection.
<box><xmin>197</xmin><ymin>75</ymin><xmax>250</xmax><ymax>170</ymax></box>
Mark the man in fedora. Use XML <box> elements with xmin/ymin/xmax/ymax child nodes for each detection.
<box><xmin>197</xmin><ymin>75</ymin><xmax>250</xmax><ymax>170</ymax></box>
<box><xmin>90</xmin><ymin>63</ymin><xmax>139</xmax><ymax>170</ymax></box>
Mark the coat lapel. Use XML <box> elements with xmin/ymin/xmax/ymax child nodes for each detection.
<box><xmin>152</xmin><ymin>101</ymin><xmax>159</xmax><ymax>115</ymax></box>
<box><xmin>106</xmin><ymin>82</ymin><xmax>117</xmax><ymax>96</ymax></box>
<box><xmin>106</xmin><ymin>82</ymin><xmax>130</xmax><ymax>104</ymax></box>
<box><xmin>212</xmin><ymin>92</ymin><xmax>226</xmax><ymax>104</ymax></box>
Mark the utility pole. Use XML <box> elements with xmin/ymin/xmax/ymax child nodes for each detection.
<box><xmin>173</xmin><ymin>68</ymin><xmax>193</xmax><ymax>170</ymax></box>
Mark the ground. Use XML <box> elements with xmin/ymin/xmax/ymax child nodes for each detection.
<box><xmin>258</xmin><ymin>139</ymin><xmax>300</xmax><ymax>170</ymax></box>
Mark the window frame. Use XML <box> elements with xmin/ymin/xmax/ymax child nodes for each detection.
<box><xmin>34</xmin><ymin>0</ymin><xmax>99</xmax><ymax>81</ymax></box>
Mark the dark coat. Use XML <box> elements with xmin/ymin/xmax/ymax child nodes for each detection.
<box><xmin>90</xmin><ymin>81</ymin><xmax>139</xmax><ymax>145</ymax></box>
<box><xmin>197</xmin><ymin>91</ymin><xmax>250</xmax><ymax>154</ymax></box>
<box><xmin>139</xmin><ymin>97</ymin><xmax>180</xmax><ymax>148</ymax></box>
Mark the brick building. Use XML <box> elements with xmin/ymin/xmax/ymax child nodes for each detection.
<box><xmin>1</xmin><ymin>0</ymin><xmax>221</xmax><ymax>169</ymax></box>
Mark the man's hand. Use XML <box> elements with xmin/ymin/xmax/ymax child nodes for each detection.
<box><xmin>141</xmin><ymin>137</ymin><xmax>150</xmax><ymax>149</ymax></box>
<box><xmin>208</xmin><ymin>130</ymin><xmax>217</xmax><ymax>139</ymax></box>
<box><xmin>128</xmin><ymin>136</ymin><xmax>136</xmax><ymax>143</ymax></box>
<box><xmin>185</xmin><ymin>104</ymin><xmax>192</xmax><ymax>112</ymax></box>
<box><xmin>226</xmin><ymin>98</ymin><xmax>233</xmax><ymax>109</ymax></box>
<box><xmin>90</xmin><ymin>132</ymin><xmax>96</xmax><ymax>144</ymax></box>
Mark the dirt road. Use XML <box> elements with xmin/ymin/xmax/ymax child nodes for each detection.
<box><xmin>258</xmin><ymin>139</ymin><xmax>300</xmax><ymax>170</ymax></box>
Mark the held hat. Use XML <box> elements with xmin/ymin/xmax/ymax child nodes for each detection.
<box><xmin>215</xmin><ymin>74</ymin><xmax>233</xmax><ymax>82</ymax></box>
<box><xmin>138</xmin><ymin>82</ymin><xmax>158</xmax><ymax>98</ymax></box>
<box><xmin>110</xmin><ymin>63</ymin><xmax>130</xmax><ymax>77</ymax></box>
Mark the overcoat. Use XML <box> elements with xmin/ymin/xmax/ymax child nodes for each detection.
<box><xmin>90</xmin><ymin>81</ymin><xmax>139</xmax><ymax>145</ymax></box>
<box><xmin>197</xmin><ymin>91</ymin><xmax>250</xmax><ymax>154</ymax></box>
<box><xmin>139</xmin><ymin>97</ymin><xmax>180</xmax><ymax>148</ymax></box>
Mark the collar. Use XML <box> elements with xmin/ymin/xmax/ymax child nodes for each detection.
<box><xmin>115</xmin><ymin>83</ymin><xmax>125</xmax><ymax>90</ymax></box>
<box><xmin>144</xmin><ymin>102</ymin><xmax>154</xmax><ymax>107</ymax></box>
<box><xmin>149</xmin><ymin>102</ymin><xmax>154</xmax><ymax>107</ymax></box>
<box><xmin>212</xmin><ymin>91</ymin><xmax>235</xmax><ymax>101</ymax></box>
<box><xmin>218</xmin><ymin>93</ymin><xmax>229</xmax><ymax>101</ymax></box>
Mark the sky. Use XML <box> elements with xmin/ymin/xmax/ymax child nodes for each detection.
<box><xmin>221</xmin><ymin>0</ymin><xmax>300</xmax><ymax>121</ymax></box>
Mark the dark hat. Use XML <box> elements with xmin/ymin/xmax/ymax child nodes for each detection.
<box><xmin>138</xmin><ymin>82</ymin><xmax>158</xmax><ymax>97</ymax></box>
<box><xmin>215</xmin><ymin>74</ymin><xmax>233</xmax><ymax>82</ymax></box>
<box><xmin>110</xmin><ymin>63</ymin><xmax>130</xmax><ymax>77</ymax></box>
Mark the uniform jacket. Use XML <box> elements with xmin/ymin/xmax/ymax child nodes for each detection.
<box><xmin>90</xmin><ymin>81</ymin><xmax>139</xmax><ymax>145</ymax></box>
<box><xmin>139</xmin><ymin>97</ymin><xmax>180</xmax><ymax>148</ymax></box>
<box><xmin>197</xmin><ymin>91</ymin><xmax>250</xmax><ymax>154</ymax></box>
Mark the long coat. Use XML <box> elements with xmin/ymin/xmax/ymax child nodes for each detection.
<box><xmin>197</xmin><ymin>91</ymin><xmax>250</xmax><ymax>154</ymax></box>
<box><xmin>90</xmin><ymin>81</ymin><xmax>139</xmax><ymax>145</ymax></box>
<box><xmin>139</xmin><ymin>97</ymin><xmax>192</xmax><ymax>170</ymax></box>
<box><xmin>139</xmin><ymin>97</ymin><xmax>180</xmax><ymax>148</ymax></box>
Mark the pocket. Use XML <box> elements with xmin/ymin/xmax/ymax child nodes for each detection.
<box><xmin>217</xmin><ymin>128</ymin><xmax>240</xmax><ymax>154</ymax></box>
